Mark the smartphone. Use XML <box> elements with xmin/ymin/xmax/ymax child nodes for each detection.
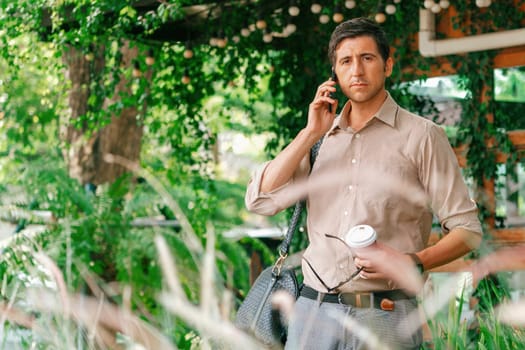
<box><xmin>330</xmin><ymin>67</ymin><xmax>338</xmax><ymax>113</ymax></box>
<box><xmin>331</xmin><ymin>67</ymin><xmax>338</xmax><ymax>83</ymax></box>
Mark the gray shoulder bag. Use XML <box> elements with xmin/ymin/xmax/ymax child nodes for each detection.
<box><xmin>234</xmin><ymin>139</ymin><xmax>323</xmax><ymax>347</ymax></box>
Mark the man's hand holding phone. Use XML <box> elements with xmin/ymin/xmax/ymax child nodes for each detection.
<box><xmin>305</xmin><ymin>68</ymin><xmax>339</xmax><ymax>139</ymax></box>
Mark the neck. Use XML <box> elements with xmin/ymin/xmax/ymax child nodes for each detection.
<box><xmin>347</xmin><ymin>90</ymin><xmax>387</xmax><ymax>131</ymax></box>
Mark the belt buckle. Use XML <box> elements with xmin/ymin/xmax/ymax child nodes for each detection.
<box><xmin>337</xmin><ymin>292</ymin><xmax>374</xmax><ymax>307</ymax></box>
<box><xmin>356</xmin><ymin>292</ymin><xmax>373</xmax><ymax>308</ymax></box>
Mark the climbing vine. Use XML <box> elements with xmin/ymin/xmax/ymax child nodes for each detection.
<box><xmin>450</xmin><ymin>1</ymin><xmax>525</xmax><ymax>225</ymax></box>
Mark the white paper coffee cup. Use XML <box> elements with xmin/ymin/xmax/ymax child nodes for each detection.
<box><xmin>345</xmin><ymin>224</ymin><xmax>377</xmax><ymax>248</ymax></box>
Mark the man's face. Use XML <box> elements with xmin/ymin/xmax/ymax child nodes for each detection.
<box><xmin>334</xmin><ymin>36</ymin><xmax>393</xmax><ymax>104</ymax></box>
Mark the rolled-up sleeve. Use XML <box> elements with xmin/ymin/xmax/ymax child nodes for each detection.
<box><xmin>245</xmin><ymin>158</ymin><xmax>310</xmax><ymax>216</ymax></box>
<box><xmin>418</xmin><ymin>124</ymin><xmax>482</xmax><ymax>236</ymax></box>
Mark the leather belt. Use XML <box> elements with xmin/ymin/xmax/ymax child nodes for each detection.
<box><xmin>300</xmin><ymin>285</ymin><xmax>414</xmax><ymax>310</ymax></box>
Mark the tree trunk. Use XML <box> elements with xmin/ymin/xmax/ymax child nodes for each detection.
<box><xmin>62</xmin><ymin>41</ymin><xmax>148</xmax><ymax>186</ymax></box>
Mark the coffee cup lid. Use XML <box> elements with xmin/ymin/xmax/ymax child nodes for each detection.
<box><xmin>345</xmin><ymin>224</ymin><xmax>377</xmax><ymax>248</ymax></box>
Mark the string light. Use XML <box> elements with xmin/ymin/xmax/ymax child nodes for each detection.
<box><xmin>345</xmin><ymin>0</ymin><xmax>356</xmax><ymax>9</ymax></box>
<box><xmin>217</xmin><ymin>37</ymin><xmax>228</xmax><ymax>48</ymax></box>
<box><xmin>319</xmin><ymin>14</ymin><xmax>330</xmax><ymax>24</ymax></box>
<box><xmin>182</xmin><ymin>67</ymin><xmax>190</xmax><ymax>84</ymax></box>
<box><xmin>263</xmin><ymin>29</ymin><xmax>273</xmax><ymax>43</ymax></box>
<box><xmin>476</xmin><ymin>0</ymin><xmax>491</xmax><ymax>7</ymax></box>
<box><xmin>241</xmin><ymin>27</ymin><xmax>250</xmax><ymax>37</ymax></box>
<box><xmin>311</xmin><ymin>3</ymin><xmax>322</xmax><ymax>13</ymax></box>
<box><xmin>423</xmin><ymin>0</ymin><xmax>434</xmax><ymax>9</ymax></box>
<box><xmin>333</xmin><ymin>4</ymin><xmax>344</xmax><ymax>23</ymax></box>
<box><xmin>422</xmin><ymin>0</ymin><xmax>452</xmax><ymax>12</ymax></box>
<box><xmin>439</xmin><ymin>0</ymin><xmax>450</xmax><ymax>8</ymax></box>
<box><xmin>132</xmin><ymin>61</ymin><xmax>141</xmax><ymax>78</ymax></box>
<box><xmin>385</xmin><ymin>3</ymin><xmax>396</xmax><ymax>14</ymax></box>
<box><xmin>256</xmin><ymin>16</ymin><xmax>267</xmax><ymax>30</ymax></box>
<box><xmin>183</xmin><ymin>43</ymin><xmax>193</xmax><ymax>59</ymax></box>
<box><xmin>288</xmin><ymin>1</ymin><xmax>300</xmax><ymax>16</ymax></box>
<box><xmin>284</xmin><ymin>21</ymin><xmax>297</xmax><ymax>36</ymax></box>
<box><xmin>375</xmin><ymin>12</ymin><xmax>386</xmax><ymax>23</ymax></box>
<box><xmin>145</xmin><ymin>49</ymin><xmax>155</xmax><ymax>66</ymax></box>
<box><xmin>374</xmin><ymin>2</ymin><xmax>386</xmax><ymax>23</ymax></box>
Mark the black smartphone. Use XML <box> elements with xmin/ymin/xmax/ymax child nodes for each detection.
<box><xmin>331</xmin><ymin>67</ymin><xmax>338</xmax><ymax>83</ymax></box>
<box><xmin>330</xmin><ymin>67</ymin><xmax>338</xmax><ymax>112</ymax></box>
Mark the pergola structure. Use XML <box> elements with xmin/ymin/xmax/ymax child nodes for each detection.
<box><xmin>41</xmin><ymin>0</ymin><xmax>525</xmax><ymax>269</ymax></box>
<box><xmin>419</xmin><ymin>5</ymin><xmax>525</xmax><ymax>271</ymax></box>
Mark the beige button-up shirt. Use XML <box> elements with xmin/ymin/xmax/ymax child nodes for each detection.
<box><xmin>245</xmin><ymin>93</ymin><xmax>482</xmax><ymax>293</ymax></box>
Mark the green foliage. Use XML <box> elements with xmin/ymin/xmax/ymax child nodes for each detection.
<box><xmin>0</xmin><ymin>154</ymin><xmax>255</xmax><ymax>347</ymax></box>
<box><xmin>424</xmin><ymin>274</ymin><xmax>525</xmax><ymax>350</ymax></box>
<box><xmin>449</xmin><ymin>1</ymin><xmax>525</xmax><ymax>224</ymax></box>
<box><xmin>1</xmin><ymin>0</ymin><xmax>525</xmax><ymax>348</ymax></box>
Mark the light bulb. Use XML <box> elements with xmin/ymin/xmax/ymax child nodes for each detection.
<box><xmin>311</xmin><ymin>3</ymin><xmax>322</xmax><ymax>13</ymax></box>
<box><xmin>385</xmin><ymin>4</ymin><xmax>396</xmax><ymax>14</ymax></box>
<box><xmin>256</xmin><ymin>19</ymin><xmax>267</xmax><ymax>30</ymax></box>
<box><xmin>217</xmin><ymin>38</ymin><xmax>227</xmax><ymax>48</ymax></box>
<box><xmin>345</xmin><ymin>0</ymin><xmax>356</xmax><ymax>9</ymax></box>
<box><xmin>183</xmin><ymin>49</ymin><xmax>193</xmax><ymax>59</ymax></box>
<box><xmin>439</xmin><ymin>0</ymin><xmax>450</xmax><ymax>8</ymax></box>
<box><xmin>476</xmin><ymin>0</ymin><xmax>491</xmax><ymax>7</ymax></box>
<box><xmin>241</xmin><ymin>28</ymin><xmax>250</xmax><ymax>37</ymax></box>
<box><xmin>288</xmin><ymin>6</ymin><xmax>300</xmax><ymax>16</ymax></box>
<box><xmin>333</xmin><ymin>12</ymin><xmax>344</xmax><ymax>23</ymax></box>
<box><xmin>263</xmin><ymin>33</ymin><xmax>273</xmax><ymax>43</ymax></box>
<box><xmin>423</xmin><ymin>0</ymin><xmax>434</xmax><ymax>9</ymax></box>
<box><xmin>374</xmin><ymin>12</ymin><xmax>386</xmax><ymax>23</ymax></box>
<box><xmin>431</xmin><ymin>3</ymin><xmax>441</xmax><ymax>13</ymax></box>
<box><xmin>319</xmin><ymin>14</ymin><xmax>330</xmax><ymax>24</ymax></box>
<box><xmin>285</xmin><ymin>23</ymin><xmax>297</xmax><ymax>35</ymax></box>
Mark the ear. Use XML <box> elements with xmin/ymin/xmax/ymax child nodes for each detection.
<box><xmin>384</xmin><ymin>57</ymin><xmax>394</xmax><ymax>77</ymax></box>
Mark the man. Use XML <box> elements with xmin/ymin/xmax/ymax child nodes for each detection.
<box><xmin>245</xmin><ymin>17</ymin><xmax>482</xmax><ymax>349</ymax></box>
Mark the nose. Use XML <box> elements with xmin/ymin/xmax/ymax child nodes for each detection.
<box><xmin>350</xmin><ymin>59</ymin><xmax>364</xmax><ymax>76</ymax></box>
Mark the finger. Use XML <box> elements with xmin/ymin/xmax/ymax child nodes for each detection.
<box><xmin>315</xmin><ymin>82</ymin><xmax>337</xmax><ymax>97</ymax></box>
<box><xmin>354</xmin><ymin>257</ymin><xmax>371</xmax><ymax>268</ymax></box>
<box><xmin>312</xmin><ymin>96</ymin><xmax>336</xmax><ymax>109</ymax></box>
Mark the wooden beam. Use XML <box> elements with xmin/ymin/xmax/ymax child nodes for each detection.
<box><xmin>488</xmin><ymin>228</ymin><xmax>525</xmax><ymax>245</ymax></box>
<box><xmin>454</xmin><ymin>129</ymin><xmax>525</xmax><ymax>167</ymax></box>
<box><xmin>429</xmin><ymin>228</ymin><xmax>525</xmax><ymax>247</ymax></box>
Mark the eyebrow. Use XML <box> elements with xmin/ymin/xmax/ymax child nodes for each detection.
<box><xmin>338</xmin><ymin>52</ymin><xmax>378</xmax><ymax>63</ymax></box>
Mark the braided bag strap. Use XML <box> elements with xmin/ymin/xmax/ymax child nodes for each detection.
<box><xmin>278</xmin><ymin>137</ymin><xmax>324</xmax><ymax>257</ymax></box>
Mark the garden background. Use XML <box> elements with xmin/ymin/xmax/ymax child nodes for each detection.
<box><xmin>1</xmin><ymin>0</ymin><xmax>525</xmax><ymax>349</ymax></box>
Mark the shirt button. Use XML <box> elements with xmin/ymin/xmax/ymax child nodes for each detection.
<box><xmin>339</xmin><ymin>264</ymin><xmax>345</xmax><ymax>269</ymax></box>
<box><xmin>348</xmin><ymin>185</ymin><xmax>353</xmax><ymax>190</ymax></box>
<box><xmin>355</xmin><ymin>133</ymin><xmax>361</xmax><ymax>138</ymax></box>
<box><xmin>344</xmin><ymin>211</ymin><xmax>348</xmax><ymax>216</ymax></box>
<box><xmin>351</xmin><ymin>159</ymin><xmax>357</xmax><ymax>164</ymax></box>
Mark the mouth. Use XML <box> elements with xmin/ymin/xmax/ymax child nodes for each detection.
<box><xmin>350</xmin><ymin>82</ymin><xmax>368</xmax><ymax>87</ymax></box>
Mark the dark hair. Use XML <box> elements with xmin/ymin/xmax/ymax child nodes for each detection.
<box><xmin>328</xmin><ymin>17</ymin><xmax>390</xmax><ymax>65</ymax></box>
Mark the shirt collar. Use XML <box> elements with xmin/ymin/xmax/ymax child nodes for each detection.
<box><xmin>328</xmin><ymin>92</ymin><xmax>398</xmax><ymax>135</ymax></box>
